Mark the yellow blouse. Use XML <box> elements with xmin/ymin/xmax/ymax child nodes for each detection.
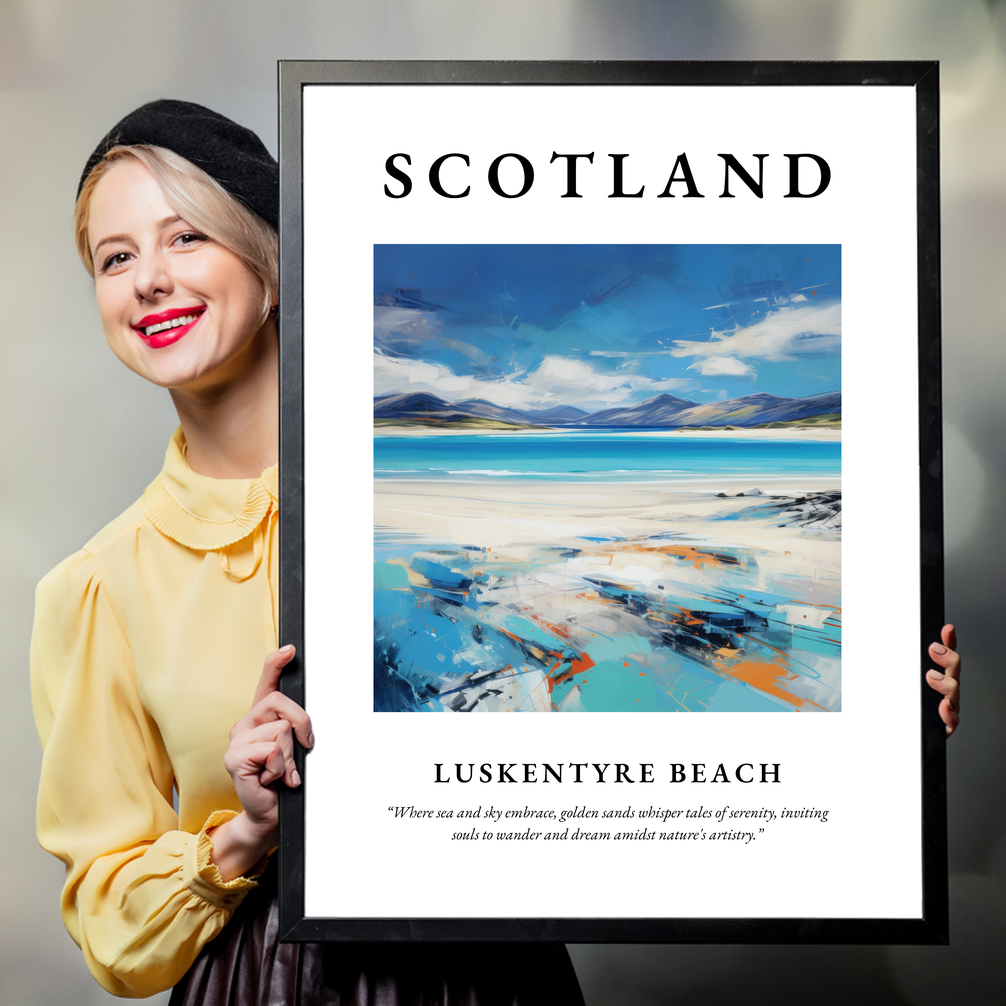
<box><xmin>31</xmin><ymin>428</ymin><xmax>279</xmax><ymax>998</ymax></box>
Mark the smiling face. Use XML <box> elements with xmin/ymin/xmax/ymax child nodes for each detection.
<box><xmin>87</xmin><ymin>158</ymin><xmax>272</xmax><ymax>393</ymax></box>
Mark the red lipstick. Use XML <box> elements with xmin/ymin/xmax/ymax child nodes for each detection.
<box><xmin>132</xmin><ymin>306</ymin><xmax>206</xmax><ymax>349</ymax></box>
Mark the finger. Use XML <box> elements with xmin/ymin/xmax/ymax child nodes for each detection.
<box><xmin>927</xmin><ymin>671</ymin><xmax>960</xmax><ymax>727</ymax></box>
<box><xmin>941</xmin><ymin>624</ymin><xmax>957</xmax><ymax>652</ymax></box>
<box><xmin>258</xmin><ymin>742</ymin><xmax>287</xmax><ymax>787</ymax></box>
<box><xmin>245</xmin><ymin>690</ymin><xmax>314</xmax><ymax>749</ymax></box>
<box><xmin>230</xmin><ymin>697</ymin><xmax>313</xmax><ymax>752</ymax></box>
<box><xmin>252</xmin><ymin>645</ymin><xmax>296</xmax><ymax>707</ymax></box>
<box><xmin>939</xmin><ymin>697</ymin><xmax>960</xmax><ymax>737</ymax></box>
<box><xmin>926</xmin><ymin>669</ymin><xmax>959</xmax><ymax>701</ymax></box>
<box><xmin>233</xmin><ymin>720</ymin><xmax>301</xmax><ymax>788</ymax></box>
<box><xmin>926</xmin><ymin>671</ymin><xmax>961</xmax><ymax>738</ymax></box>
<box><xmin>224</xmin><ymin>739</ymin><xmax>287</xmax><ymax>786</ymax></box>
<box><xmin>928</xmin><ymin>641</ymin><xmax>961</xmax><ymax>680</ymax></box>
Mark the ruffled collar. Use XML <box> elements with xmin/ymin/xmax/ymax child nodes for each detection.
<box><xmin>143</xmin><ymin>428</ymin><xmax>278</xmax><ymax>551</ymax></box>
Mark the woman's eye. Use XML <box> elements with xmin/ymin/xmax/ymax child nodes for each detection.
<box><xmin>173</xmin><ymin>231</ymin><xmax>207</xmax><ymax>248</ymax></box>
<box><xmin>101</xmin><ymin>251</ymin><xmax>132</xmax><ymax>273</ymax></box>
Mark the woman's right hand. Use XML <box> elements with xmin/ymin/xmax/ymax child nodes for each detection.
<box><xmin>926</xmin><ymin>624</ymin><xmax>961</xmax><ymax>737</ymax></box>
<box><xmin>209</xmin><ymin>645</ymin><xmax>314</xmax><ymax>881</ymax></box>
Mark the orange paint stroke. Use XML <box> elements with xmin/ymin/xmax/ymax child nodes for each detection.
<box><xmin>713</xmin><ymin>656</ymin><xmax>824</xmax><ymax>710</ymax></box>
<box><xmin>649</xmin><ymin>605</ymin><xmax>707</xmax><ymax>628</ymax></box>
<box><xmin>630</xmin><ymin>544</ymin><xmax>742</xmax><ymax>570</ymax></box>
<box><xmin>526</xmin><ymin>611</ymin><xmax>573</xmax><ymax>641</ymax></box>
<box><xmin>550</xmin><ymin>651</ymin><xmax>596</xmax><ymax>688</ymax></box>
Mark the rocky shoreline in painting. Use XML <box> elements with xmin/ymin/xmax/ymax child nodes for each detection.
<box><xmin>374</xmin><ymin>485</ymin><xmax>842</xmax><ymax>714</ymax></box>
<box><xmin>715</xmin><ymin>489</ymin><xmax>841</xmax><ymax>531</ymax></box>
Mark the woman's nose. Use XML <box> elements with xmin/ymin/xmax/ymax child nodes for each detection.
<box><xmin>133</xmin><ymin>249</ymin><xmax>173</xmax><ymax>302</ymax></box>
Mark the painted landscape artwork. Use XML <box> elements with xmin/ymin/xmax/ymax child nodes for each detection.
<box><xmin>374</xmin><ymin>245</ymin><xmax>841</xmax><ymax>713</ymax></box>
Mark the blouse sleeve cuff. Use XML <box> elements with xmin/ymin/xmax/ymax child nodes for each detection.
<box><xmin>182</xmin><ymin>810</ymin><xmax>269</xmax><ymax>909</ymax></box>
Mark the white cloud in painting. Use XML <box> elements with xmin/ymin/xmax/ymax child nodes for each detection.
<box><xmin>375</xmin><ymin>350</ymin><xmax>693</xmax><ymax>410</ymax></box>
<box><xmin>375</xmin><ymin>352</ymin><xmax>475</xmax><ymax>399</ymax></box>
<box><xmin>671</xmin><ymin>301</ymin><xmax>841</xmax><ymax>366</ymax></box>
<box><xmin>688</xmin><ymin>356</ymin><xmax>755</xmax><ymax>378</ymax></box>
<box><xmin>518</xmin><ymin>356</ymin><xmax>692</xmax><ymax>405</ymax></box>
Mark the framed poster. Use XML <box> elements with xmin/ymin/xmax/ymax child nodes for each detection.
<box><xmin>277</xmin><ymin>61</ymin><xmax>946</xmax><ymax>943</ymax></box>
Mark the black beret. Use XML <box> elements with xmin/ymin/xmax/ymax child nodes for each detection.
<box><xmin>77</xmin><ymin>99</ymin><xmax>278</xmax><ymax>228</ymax></box>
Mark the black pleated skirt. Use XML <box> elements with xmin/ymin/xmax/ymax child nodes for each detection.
<box><xmin>169</xmin><ymin>869</ymin><xmax>585</xmax><ymax>1006</ymax></box>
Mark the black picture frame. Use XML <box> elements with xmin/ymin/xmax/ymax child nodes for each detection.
<box><xmin>277</xmin><ymin>60</ymin><xmax>945</xmax><ymax>945</ymax></box>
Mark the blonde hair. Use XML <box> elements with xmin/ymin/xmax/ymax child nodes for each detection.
<box><xmin>75</xmin><ymin>145</ymin><xmax>278</xmax><ymax>323</ymax></box>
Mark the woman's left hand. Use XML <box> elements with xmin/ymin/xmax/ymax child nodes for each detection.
<box><xmin>209</xmin><ymin>645</ymin><xmax>313</xmax><ymax>881</ymax></box>
<box><xmin>926</xmin><ymin>624</ymin><xmax>960</xmax><ymax>737</ymax></box>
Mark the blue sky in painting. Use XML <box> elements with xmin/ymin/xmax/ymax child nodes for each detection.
<box><xmin>374</xmin><ymin>244</ymin><xmax>840</xmax><ymax>411</ymax></box>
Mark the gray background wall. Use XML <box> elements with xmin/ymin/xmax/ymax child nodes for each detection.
<box><xmin>1</xmin><ymin>2</ymin><xmax>1003</xmax><ymax>1003</ymax></box>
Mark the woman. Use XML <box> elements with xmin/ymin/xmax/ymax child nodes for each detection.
<box><xmin>31</xmin><ymin>100</ymin><xmax>585</xmax><ymax>1003</ymax></box>
<box><xmin>33</xmin><ymin>99</ymin><xmax>962</xmax><ymax>1003</ymax></box>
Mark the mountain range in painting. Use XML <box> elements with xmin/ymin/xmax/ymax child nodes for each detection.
<box><xmin>374</xmin><ymin>389</ymin><xmax>841</xmax><ymax>430</ymax></box>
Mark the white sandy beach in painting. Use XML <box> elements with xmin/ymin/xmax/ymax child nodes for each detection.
<box><xmin>375</xmin><ymin>476</ymin><xmax>841</xmax><ymax>552</ymax></box>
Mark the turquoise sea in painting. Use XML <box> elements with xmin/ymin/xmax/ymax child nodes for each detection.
<box><xmin>374</xmin><ymin>434</ymin><xmax>840</xmax><ymax>482</ymax></box>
